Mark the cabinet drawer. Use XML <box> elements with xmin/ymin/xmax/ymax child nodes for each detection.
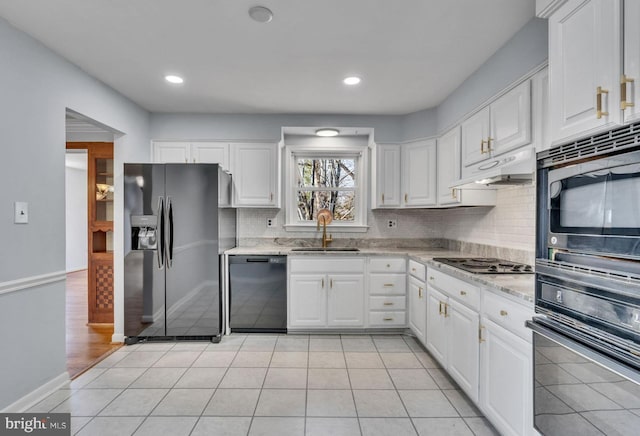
<box><xmin>408</xmin><ymin>260</ymin><xmax>426</xmax><ymax>281</ymax></box>
<box><xmin>289</xmin><ymin>257</ymin><xmax>365</xmax><ymax>274</ymax></box>
<box><xmin>483</xmin><ymin>291</ymin><xmax>534</xmax><ymax>342</ymax></box>
<box><xmin>369</xmin><ymin>257</ymin><xmax>406</xmax><ymax>273</ymax></box>
<box><xmin>369</xmin><ymin>296</ymin><xmax>406</xmax><ymax>310</ymax></box>
<box><xmin>427</xmin><ymin>269</ymin><xmax>480</xmax><ymax>310</ymax></box>
<box><xmin>369</xmin><ymin>274</ymin><xmax>406</xmax><ymax>295</ymax></box>
<box><xmin>369</xmin><ymin>311</ymin><xmax>406</xmax><ymax>326</ymax></box>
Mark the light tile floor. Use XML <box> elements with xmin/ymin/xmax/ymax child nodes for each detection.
<box><xmin>28</xmin><ymin>334</ymin><xmax>499</xmax><ymax>436</ymax></box>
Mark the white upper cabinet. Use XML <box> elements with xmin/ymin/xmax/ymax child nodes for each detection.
<box><xmin>191</xmin><ymin>142</ymin><xmax>230</xmax><ymax>169</ymax></box>
<box><xmin>624</xmin><ymin>0</ymin><xmax>640</xmax><ymax>123</ymax></box>
<box><xmin>532</xmin><ymin>67</ymin><xmax>551</xmax><ymax>152</ymax></box>
<box><xmin>402</xmin><ymin>139</ymin><xmax>437</xmax><ymax>207</ymax></box>
<box><xmin>372</xmin><ymin>143</ymin><xmax>402</xmax><ymax>207</ymax></box>
<box><xmin>437</xmin><ymin>127</ymin><xmax>462</xmax><ymax>206</ymax></box>
<box><xmin>232</xmin><ymin>143</ymin><xmax>279</xmax><ymax>208</ymax></box>
<box><xmin>152</xmin><ymin>141</ymin><xmax>191</xmax><ymax>163</ymax></box>
<box><xmin>461</xmin><ymin>81</ymin><xmax>531</xmax><ymax>169</ymax></box>
<box><xmin>548</xmin><ymin>0</ymin><xmax>622</xmax><ymax>144</ymax></box>
<box><xmin>152</xmin><ymin>141</ymin><xmax>230</xmax><ymax>170</ymax></box>
<box><xmin>489</xmin><ymin>81</ymin><xmax>531</xmax><ymax>156</ymax></box>
<box><xmin>372</xmin><ymin>140</ymin><xmax>436</xmax><ymax>209</ymax></box>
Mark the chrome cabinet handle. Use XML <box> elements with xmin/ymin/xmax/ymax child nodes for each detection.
<box><xmin>500</xmin><ymin>310</ymin><xmax>508</xmax><ymax>316</ymax></box>
<box><xmin>330</xmin><ymin>278</ymin><xmax>333</xmax><ymax>289</ymax></box>
<box><xmin>418</xmin><ymin>287</ymin><xmax>423</xmax><ymax>298</ymax></box>
<box><xmin>479</xmin><ymin>325</ymin><xmax>485</xmax><ymax>343</ymax></box>
<box><xmin>384</xmin><ymin>317</ymin><xmax>394</xmax><ymax>321</ymax></box>
<box><xmin>383</xmin><ymin>302</ymin><xmax>394</xmax><ymax>306</ymax></box>
<box><xmin>460</xmin><ymin>290</ymin><xmax>467</xmax><ymax>296</ymax></box>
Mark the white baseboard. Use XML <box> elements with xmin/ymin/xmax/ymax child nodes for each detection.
<box><xmin>1</xmin><ymin>372</ymin><xmax>69</xmax><ymax>413</ymax></box>
<box><xmin>111</xmin><ymin>333</ymin><xmax>125</xmax><ymax>343</ymax></box>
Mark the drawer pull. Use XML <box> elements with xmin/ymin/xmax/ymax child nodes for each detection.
<box><xmin>321</xmin><ymin>278</ymin><xmax>324</xmax><ymax>288</ymax></box>
<box><xmin>429</xmin><ymin>276</ymin><xmax>434</xmax><ymax>281</ymax></box>
<box><xmin>500</xmin><ymin>310</ymin><xmax>508</xmax><ymax>316</ymax></box>
<box><xmin>387</xmin><ymin>264</ymin><xmax>391</xmax><ymax>268</ymax></box>
<box><xmin>383</xmin><ymin>283</ymin><xmax>394</xmax><ymax>287</ymax></box>
<box><xmin>460</xmin><ymin>290</ymin><xmax>467</xmax><ymax>296</ymax></box>
<box><xmin>383</xmin><ymin>302</ymin><xmax>394</xmax><ymax>306</ymax></box>
<box><xmin>384</xmin><ymin>317</ymin><xmax>394</xmax><ymax>321</ymax></box>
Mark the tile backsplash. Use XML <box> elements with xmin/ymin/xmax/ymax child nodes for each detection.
<box><xmin>236</xmin><ymin>184</ymin><xmax>536</xmax><ymax>261</ymax></box>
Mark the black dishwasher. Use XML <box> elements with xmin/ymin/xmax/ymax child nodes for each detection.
<box><xmin>228</xmin><ymin>255</ymin><xmax>287</xmax><ymax>333</ymax></box>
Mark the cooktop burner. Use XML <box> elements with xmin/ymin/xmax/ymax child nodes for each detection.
<box><xmin>433</xmin><ymin>257</ymin><xmax>534</xmax><ymax>274</ymax></box>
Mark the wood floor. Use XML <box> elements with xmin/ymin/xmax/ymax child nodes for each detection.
<box><xmin>66</xmin><ymin>270</ymin><xmax>121</xmax><ymax>379</ymax></box>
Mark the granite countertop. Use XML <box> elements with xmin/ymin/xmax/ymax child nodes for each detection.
<box><xmin>225</xmin><ymin>245</ymin><xmax>535</xmax><ymax>304</ymax></box>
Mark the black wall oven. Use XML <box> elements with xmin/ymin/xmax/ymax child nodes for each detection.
<box><xmin>531</xmin><ymin>125</ymin><xmax>640</xmax><ymax>435</ymax></box>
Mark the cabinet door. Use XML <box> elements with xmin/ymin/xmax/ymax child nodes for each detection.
<box><xmin>480</xmin><ymin>319</ymin><xmax>533</xmax><ymax>436</ymax></box>
<box><xmin>289</xmin><ymin>274</ymin><xmax>326</xmax><ymax>327</ymax></box>
<box><xmin>624</xmin><ymin>0</ymin><xmax>640</xmax><ymax>123</ymax></box>
<box><xmin>489</xmin><ymin>81</ymin><xmax>531</xmax><ymax>156</ymax></box>
<box><xmin>192</xmin><ymin>142</ymin><xmax>230</xmax><ymax>169</ymax></box>
<box><xmin>426</xmin><ymin>286</ymin><xmax>447</xmax><ymax>365</ymax></box>
<box><xmin>232</xmin><ymin>143</ymin><xmax>278</xmax><ymax>207</ymax></box>
<box><xmin>437</xmin><ymin>127</ymin><xmax>462</xmax><ymax>206</ymax></box>
<box><xmin>327</xmin><ymin>274</ymin><xmax>364</xmax><ymax>327</ymax></box>
<box><xmin>153</xmin><ymin>142</ymin><xmax>190</xmax><ymax>163</ymax></box>
<box><xmin>408</xmin><ymin>276</ymin><xmax>426</xmax><ymax>344</ymax></box>
<box><xmin>402</xmin><ymin>139</ymin><xmax>437</xmax><ymax>207</ymax></box>
<box><xmin>447</xmin><ymin>300</ymin><xmax>480</xmax><ymax>403</ymax></box>
<box><xmin>461</xmin><ymin>107</ymin><xmax>490</xmax><ymax>168</ymax></box>
<box><xmin>548</xmin><ymin>0</ymin><xmax>622</xmax><ymax>143</ymax></box>
<box><xmin>374</xmin><ymin>144</ymin><xmax>401</xmax><ymax>207</ymax></box>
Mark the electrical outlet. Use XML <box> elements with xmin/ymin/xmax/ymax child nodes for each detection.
<box><xmin>387</xmin><ymin>219</ymin><xmax>397</xmax><ymax>228</ymax></box>
<box><xmin>266</xmin><ymin>218</ymin><xmax>274</xmax><ymax>228</ymax></box>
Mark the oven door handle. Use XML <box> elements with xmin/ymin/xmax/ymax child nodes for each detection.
<box><xmin>527</xmin><ymin>317</ymin><xmax>640</xmax><ymax>384</ymax></box>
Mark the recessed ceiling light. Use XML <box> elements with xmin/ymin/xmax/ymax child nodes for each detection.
<box><xmin>343</xmin><ymin>76</ymin><xmax>361</xmax><ymax>85</ymax></box>
<box><xmin>316</xmin><ymin>128</ymin><xmax>340</xmax><ymax>137</ymax></box>
<box><xmin>249</xmin><ymin>6</ymin><xmax>273</xmax><ymax>23</ymax></box>
<box><xmin>165</xmin><ymin>75</ymin><xmax>184</xmax><ymax>84</ymax></box>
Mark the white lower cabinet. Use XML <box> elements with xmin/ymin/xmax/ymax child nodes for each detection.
<box><xmin>288</xmin><ymin>257</ymin><xmax>364</xmax><ymax>330</ymax></box>
<box><xmin>368</xmin><ymin>257</ymin><xmax>407</xmax><ymax>328</ymax></box>
<box><xmin>480</xmin><ymin>290</ymin><xmax>535</xmax><ymax>436</ymax></box>
<box><xmin>408</xmin><ymin>275</ymin><xmax>426</xmax><ymax>344</ymax></box>
<box><xmin>426</xmin><ymin>282</ymin><xmax>480</xmax><ymax>402</ymax></box>
<box><xmin>480</xmin><ymin>318</ymin><xmax>532</xmax><ymax>436</ymax></box>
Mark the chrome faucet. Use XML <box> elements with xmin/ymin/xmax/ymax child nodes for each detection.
<box><xmin>317</xmin><ymin>216</ymin><xmax>333</xmax><ymax>248</ymax></box>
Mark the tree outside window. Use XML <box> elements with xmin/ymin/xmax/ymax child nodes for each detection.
<box><xmin>295</xmin><ymin>157</ymin><xmax>356</xmax><ymax>222</ymax></box>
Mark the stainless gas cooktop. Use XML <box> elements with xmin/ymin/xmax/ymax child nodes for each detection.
<box><xmin>432</xmin><ymin>257</ymin><xmax>534</xmax><ymax>274</ymax></box>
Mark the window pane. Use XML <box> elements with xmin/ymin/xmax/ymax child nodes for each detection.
<box><xmin>296</xmin><ymin>158</ymin><xmax>356</xmax><ymax>188</ymax></box>
<box><xmin>296</xmin><ymin>190</ymin><xmax>355</xmax><ymax>222</ymax></box>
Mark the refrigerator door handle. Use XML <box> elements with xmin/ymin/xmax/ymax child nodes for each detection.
<box><xmin>166</xmin><ymin>196</ymin><xmax>174</xmax><ymax>269</ymax></box>
<box><xmin>156</xmin><ymin>196</ymin><xmax>165</xmax><ymax>269</ymax></box>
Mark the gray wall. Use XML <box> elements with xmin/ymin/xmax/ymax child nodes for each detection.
<box><xmin>151</xmin><ymin>113</ymin><xmax>406</xmax><ymax>143</ymax></box>
<box><xmin>436</xmin><ymin>18</ymin><xmax>548</xmax><ymax>134</ymax></box>
<box><xmin>0</xmin><ymin>17</ymin><xmax>150</xmax><ymax>409</ymax></box>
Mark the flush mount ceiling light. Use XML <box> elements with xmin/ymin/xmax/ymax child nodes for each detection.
<box><xmin>315</xmin><ymin>128</ymin><xmax>340</xmax><ymax>137</ymax></box>
<box><xmin>343</xmin><ymin>76</ymin><xmax>361</xmax><ymax>85</ymax></box>
<box><xmin>249</xmin><ymin>6</ymin><xmax>273</xmax><ymax>23</ymax></box>
<box><xmin>164</xmin><ymin>75</ymin><xmax>184</xmax><ymax>84</ymax></box>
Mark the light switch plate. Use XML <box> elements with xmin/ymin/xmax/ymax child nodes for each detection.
<box><xmin>15</xmin><ymin>201</ymin><xmax>28</xmax><ymax>224</ymax></box>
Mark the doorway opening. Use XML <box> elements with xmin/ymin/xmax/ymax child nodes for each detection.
<box><xmin>65</xmin><ymin>111</ymin><xmax>120</xmax><ymax>378</ymax></box>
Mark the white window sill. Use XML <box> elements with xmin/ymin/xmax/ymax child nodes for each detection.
<box><xmin>283</xmin><ymin>224</ymin><xmax>369</xmax><ymax>233</ymax></box>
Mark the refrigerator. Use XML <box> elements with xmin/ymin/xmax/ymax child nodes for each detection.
<box><xmin>123</xmin><ymin>163</ymin><xmax>236</xmax><ymax>343</ymax></box>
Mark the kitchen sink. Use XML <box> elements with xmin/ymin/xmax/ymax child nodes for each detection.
<box><xmin>290</xmin><ymin>247</ymin><xmax>360</xmax><ymax>252</ymax></box>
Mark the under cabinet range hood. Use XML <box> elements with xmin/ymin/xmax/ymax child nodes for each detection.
<box><xmin>451</xmin><ymin>147</ymin><xmax>535</xmax><ymax>189</ymax></box>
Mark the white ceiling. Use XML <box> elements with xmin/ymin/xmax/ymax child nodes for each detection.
<box><xmin>0</xmin><ymin>0</ymin><xmax>535</xmax><ymax>115</ymax></box>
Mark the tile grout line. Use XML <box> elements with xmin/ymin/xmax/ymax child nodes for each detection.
<box><xmin>341</xmin><ymin>334</ymin><xmax>365</xmax><ymax>436</ymax></box>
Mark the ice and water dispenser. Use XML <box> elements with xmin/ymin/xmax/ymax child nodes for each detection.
<box><xmin>131</xmin><ymin>215</ymin><xmax>158</xmax><ymax>250</ymax></box>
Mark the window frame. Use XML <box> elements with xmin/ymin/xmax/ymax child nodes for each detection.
<box><xmin>284</xmin><ymin>143</ymin><xmax>369</xmax><ymax>232</ymax></box>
